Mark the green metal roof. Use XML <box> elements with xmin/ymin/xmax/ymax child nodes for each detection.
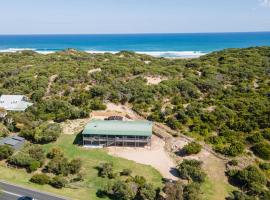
<box><xmin>82</xmin><ymin>120</ymin><xmax>152</xmax><ymax>136</ymax></box>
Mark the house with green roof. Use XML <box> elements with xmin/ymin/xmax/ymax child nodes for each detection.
<box><xmin>82</xmin><ymin>120</ymin><xmax>152</xmax><ymax>147</ymax></box>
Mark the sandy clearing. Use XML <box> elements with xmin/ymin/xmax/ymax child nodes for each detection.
<box><xmin>107</xmin><ymin>135</ymin><xmax>178</xmax><ymax>180</ymax></box>
<box><xmin>145</xmin><ymin>76</ymin><xmax>168</xmax><ymax>85</ymax></box>
<box><xmin>44</xmin><ymin>74</ymin><xmax>58</xmax><ymax>97</ymax></box>
<box><xmin>88</xmin><ymin>68</ymin><xmax>101</xmax><ymax>75</ymax></box>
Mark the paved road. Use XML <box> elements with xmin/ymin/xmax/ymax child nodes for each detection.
<box><xmin>0</xmin><ymin>181</ymin><xmax>68</xmax><ymax>200</ymax></box>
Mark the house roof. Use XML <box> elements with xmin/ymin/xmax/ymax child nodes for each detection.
<box><xmin>0</xmin><ymin>136</ymin><xmax>25</xmax><ymax>150</ymax></box>
<box><xmin>82</xmin><ymin>120</ymin><xmax>152</xmax><ymax>136</ymax></box>
<box><xmin>0</xmin><ymin>95</ymin><xmax>33</xmax><ymax>111</ymax></box>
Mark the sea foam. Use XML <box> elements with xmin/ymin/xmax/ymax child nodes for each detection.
<box><xmin>0</xmin><ymin>48</ymin><xmax>206</xmax><ymax>58</ymax></box>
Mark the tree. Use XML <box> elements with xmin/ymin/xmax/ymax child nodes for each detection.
<box><xmin>0</xmin><ymin>145</ymin><xmax>14</xmax><ymax>160</ymax></box>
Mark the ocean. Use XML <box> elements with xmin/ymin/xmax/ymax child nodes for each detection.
<box><xmin>0</xmin><ymin>32</ymin><xmax>270</xmax><ymax>58</ymax></box>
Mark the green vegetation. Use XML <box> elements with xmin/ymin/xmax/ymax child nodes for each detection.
<box><xmin>0</xmin><ymin>47</ymin><xmax>270</xmax><ymax>199</ymax></box>
<box><xmin>226</xmin><ymin>165</ymin><xmax>270</xmax><ymax>199</ymax></box>
<box><xmin>0</xmin><ymin>145</ymin><xmax>14</xmax><ymax>160</ymax></box>
<box><xmin>182</xmin><ymin>142</ymin><xmax>202</xmax><ymax>155</ymax></box>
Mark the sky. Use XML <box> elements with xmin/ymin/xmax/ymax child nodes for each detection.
<box><xmin>0</xmin><ymin>0</ymin><xmax>269</xmax><ymax>34</ymax></box>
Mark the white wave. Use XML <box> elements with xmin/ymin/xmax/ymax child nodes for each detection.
<box><xmin>0</xmin><ymin>48</ymin><xmax>207</xmax><ymax>58</ymax></box>
<box><xmin>136</xmin><ymin>51</ymin><xmax>206</xmax><ymax>58</ymax></box>
<box><xmin>0</xmin><ymin>48</ymin><xmax>36</xmax><ymax>53</ymax></box>
<box><xmin>85</xmin><ymin>50</ymin><xmax>207</xmax><ymax>58</ymax></box>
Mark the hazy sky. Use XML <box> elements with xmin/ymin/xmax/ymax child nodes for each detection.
<box><xmin>0</xmin><ymin>0</ymin><xmax>269</xmax><ymax>34</ymax></box>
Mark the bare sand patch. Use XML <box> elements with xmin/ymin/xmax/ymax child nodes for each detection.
<box><xmin>61</xmin><ymin>118</ymin><xmax>91</xmax><ymax>135</ymax></box>
<box><xmin>88</xmin><ymin>68</ymin><xmax>101</xmax><ymax>75</ymax></box>
<box><xmin>145</xmin><ymin>76</ymin><xmax>168</xmax><ymax>85</ymax></box>
<box><xmin>107</xmin><ymin>135</ymin><xmax>178</xmax><ymax>180</ymax></box>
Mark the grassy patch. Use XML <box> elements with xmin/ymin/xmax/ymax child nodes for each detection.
<box><xmin>0</xmin><ymin>134</ymin><xmax>163</xmax><ymax>200</ymax></box>
<box><xmin>201</xmin><ymin>177</ymin><xmax>235</xmax><ymax>200</ymax></box>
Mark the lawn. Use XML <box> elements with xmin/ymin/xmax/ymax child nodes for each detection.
<box><xmin>0</xmin><ymin>134</ymin><xmax>163</xmax><ymax>200</ymax></box>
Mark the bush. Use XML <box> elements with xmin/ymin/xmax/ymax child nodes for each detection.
<box><xmin>182</xmin><ymin>142</ymin><xmax>202</xmax><ymax>155</ymax></box>
<box><xmin>251</xmin><ymin>142</ymin><xmax>270</xmax><ymax>160</ymax></box>
<box><xmin>227</xmin><ymin>166</ymin><xmax>267</xmax><ymax>193</ymax></box>
<box><xmin>8</xmin><ymin>152</ymin><xmax>34</xmax><ymax>167</ymax></box>
<box><xmin>223</xmin><ymin>141</ymin><xmax>245</xmax><ymax>157</ymax></box>
<box><xmin>47</xmin><ymin>147</ymin><xmax>64</xmax><ymax>159</ymax></box>
<box><xmin>262</xmin><ymin>129</ymin><xmax>270</xmax><ymax>141</ymax></box>
<box><xmin>138</xmin><ymin>183</ymin><xmax>156</xmax><ymax>200</ymax></box>
<box><xmin>246</xmin><ymin>132</ymin><xmax>263</xmax><ymax>144</ymax></box>
<box><xmin>183</xmin><ymin>182</ymin><xmax>202</xmax><ymax>200</ymax></box>
<box><xmin>46</xmin><ymin>156</ymin><xmax>70</xmax><ymax>176</ymax></box>
<box><xmin>69</xmin><ymin>158</ymin><xmax>82</xmax><ymax>174</ymax></box>
<box><xmin>28</xmin><ymin>161</ymin><xmax>41</xmax><ymax>172</ymax></box>
<box><xmin>259</xmin><ymin>162</ymin><xmax>270</xmax><ymax>171</ymax></box>
<box><xmin>0</xmin><ymin>145</ymin><xmax>14</xmax><ymax>160</ymax></box>
<box><xmin>177</xmin><ymin>159</ymin><xmax>206</xmax><ymax>183</ymax></box>
<box><xmin>98</xmin><ymin>162</ymin><xmax>114</xmax><ymax>178</ymax></box>
<box><xmin>50</xmin><ymin>176</ymin><xmax>67</xmax><ymax>188</ymax></box>
<box><xmin>30</xmin><ymin>173</ymin><xmax>50</xmax><ymax>185</ymax></box>
<box><xmin>162</xmin><ymin>181</ymin><xmax>183</xmax><ymax>200</ymax></box>
<box><xmin>228</xmin><ymin>160</ymin><xmax>238</xmax><ymax>166</ymax></box>
<box><xmin>120</xmin><ymin>169</ymin><xmax>132</xmax><ymax>176</ymax></box>
<box><xmin>33</xmin><ymin>123</ymin><xmax>61</xmax><ymax>144</ymax></box>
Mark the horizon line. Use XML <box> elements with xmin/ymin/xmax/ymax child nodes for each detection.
<box><xmin>0</xmin><ymin>31</ymin><xmax>270</xmax><ymax>36</ymax></box>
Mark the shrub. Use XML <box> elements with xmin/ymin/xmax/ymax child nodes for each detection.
<box><xmin>251</xmin><ymin>142</ymin><xmax>270</xmax><ymax>160</ymax></box>
<box><xmin>98</xmin><ymin>162</ymin><xmax>114</xmax><ymax>178</ymax></box>
<box><xmin>50</xmin><ymin>176</ymin><xmax>67</xmax><ymax>188</ymax></box>
<box><xmin>46</xmin><ymin>156</ymin><xmax>70</xmax><ymax>176</ymax></box>
<box><xmin>47</xmin><ymin>147</ymin><xmax>64</xmax><ymax>159</ymax></box>
<box><xmin>262</xmin><ymin>128</ymin><xmax>270</xmax><ymax>141</ymax></box>
<box><xmin>8</xmin><ymin>152</ymin><xmax>34</xmax><ymax>167</ymax></box>
<box><xmin>246</xmin><ymin>132</ymin><xmax>263</xmax><ymax>144</ymax></box>
<box><xmin>138</xmin><ymin>183</ymin><xmax>156</xmax><ymax>200</ymax></box>
<box><xmin>28</xmin><ymin>161</ymin><xmax>41</xmax><ymax>172</ymax></box>
<box><xmin>162</xmin><ymin>181</ymin><xmax>183</xmax><ymax>200</ymax></box>
<box><xmin>223</xmin><ymin>141</ymin><xmax>245</xmax><ymax>157</ymax></box>
<box><xmin>0</xmin><ymin>145</ymin><xmax>14</xmax><ymax>160</ymax></box>
<box><xmin>69</xmin><ymin>158</ymin><xmax>82</xmax><ymax>174</ymax></box>
<box><xmin>33</xmin><ymin>123</ymin><xmax>61</xmax><ymax>143</ymax></box>
<box><xmin>227</xmin><ymin>166</ymin><xmax>267</xmax><ymax>193</ymax></box>
<box><xmin>177</xmin><ymin>159</ymin><xmax>206</xmax><ymax>183</ymax></box>
<box><xmin>183</xmin><ymin>182</ymin><xmax>202</xmax><ymax>200</ymax></box>
<box><xmin>30</xmin><ymin>173</ymin><xmax>50</xmax><ymax>185</ymax></box>
<box><xmin>104</xmin><ymin>180</ymin><xmax>136</xmax><ymax>200</ymax></box>
<box><xmin>259</xmin><ymin>162</ymin><xmax>270</xmax><ymax>171</ymax></box>
<box><xmin>120</xmin><ymin>169</ymin><xmax>132</xmax><ymax>176</ymax></box>
<box><xmin>228</xmin><ymin>160</ymin><xmax>238</xmax><ymax>166</ymax></box>
<box><xmin>182</xmin><ymin>142</ymin><xmax>202</xmax><ymax>155</ymax></box>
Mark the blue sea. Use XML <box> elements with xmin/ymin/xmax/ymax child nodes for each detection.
<box><xmin>0</xmin><ymin>32</ymin><xmax>270</xmax><ymax>58</ymax></box>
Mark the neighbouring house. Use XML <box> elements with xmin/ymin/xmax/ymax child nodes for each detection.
<box><xmin>0</xmin><ymin>95</ymin><xmax>33</xmax><ymax>111</ymax></box>
<box><xmin>0</xmin><ymin>136</ymin><xmax>25</xmax><ymax>150</ymax></box>
<box><xmin>82</xmin><ymin>120</ymin><xmax>152</xmax><ymax>148</ymax></box>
